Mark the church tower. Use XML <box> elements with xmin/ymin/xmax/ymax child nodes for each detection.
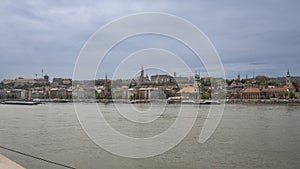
<box><xmin>139</xmin><ymin>65</ymin><xmax>145</xmax><ymax>83</ymax></box>
<box><xmin>194</xmin><ymin>71</ymin><xmax>201</xmax><ymax>100</ymax></box>
<box><xmin>141</xmin><ymin>65</ymin><xmax>144</xmax><ymax>78</ymax></box>
<box><xmin>286</xmin><ymin>69</ymin><xmax>291</xmax><ymax>87</ymax></box>
<box><xmin>104</xmin><ymin>73</ymin><xmax>111</xmax><ymax>98</ymax></box>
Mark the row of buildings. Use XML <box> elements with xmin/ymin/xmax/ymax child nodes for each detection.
<box><xmin>0</xmin><ymin>66</ymin><xmax>195</xmax><ymax>101</ymax></box>
<box><xmin>0</xmin><ymin>69</ymin><xmax>299</xmax><ymax>101</ymax></box>
<box><xmin>126</xmin><ymin>66</ymin><xmax>179</xmax><ymax>101</ymax></box>
<box><xmin>227</xmin><ymin>70</ymin><xmax>300</xmax><ymax>100</ymax></box>
<box><xmin>0</xmin><ymin>75</ymin><xmax>73</xmax><ymax>100</ymax></box>
<box><xmin>125</xmin><ymin>67</ymin><xmax>226</xmax><ymax>101</ymax></box>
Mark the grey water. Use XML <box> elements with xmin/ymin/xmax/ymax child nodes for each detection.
<box><xmin>0</xmin><ymin>103</ymin><xmax>300</xmax><ymax>169</ymax></box>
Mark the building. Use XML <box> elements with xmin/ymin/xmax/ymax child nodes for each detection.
<box><xmin>49</xmin><ymin>88</ymin><xmax>59</xmax><ymax>99</ymax></box>
<box><xmin>286</xmin><ymin>70</ymin><xmax>291</xmax><ymax>87</ymax></box>
<box><xmin>29</xmin><ymin>87</ymin><xmax>49</xmax><ymax>99</ymax></box>
<box><xmin>14</xmin><ymin>78</ymin><xmax>36</xmax><ymax>87</ymax></box>
<box><xmin>0</xmin><ymin>89</ymin><xmax>6</xmax><ymax>99</ymax></box>
<box><xmin>128</xmin><ymin>66</ymin><xmax>179</xmax><ymax>100</ymax></box>
<box><xmin>1</xmin><ymin>75</ymin><xmax>49</xmax><ymax>89</ymax></box>
<box><xmin>5</xmin><ymin>89</ymin><xmax>28</xmax><ymax>100</ymax></box>
<box><xmin>52</xmin><ymin>78</ymin><xmax>72</xmax><ymax>87</ymax></box>
<box><xmin>177</xmin><ymin>87</ymin><xmax>196</xmax><ymax>100</ymax></box>
<box><xmin>240</xmin><ymin>70</ymin><xmax>299</xmax><ymax>99</ymax></box>
<box><xmin>49</xmin><ymin>87</ymin><xmax>71</xmax><ymax>99</ymax></box>
<box><xmin>111</xmin><ymin>86</ymin><xmax>129</xmax><ymax>99</ymax></box>
<box><xmin>261</xmin><ymin>70</ymin><xmax>298</xmax><ymax>99</ymax></box>
<box><xmin>241</xmin><ymin>88</ymin><xmax>261</xmax><ymax>99</ymax></box>
<box><xmin>255</xmin><ymin>74</ymin><xmax>269</xmax><ymax>84</ymax></box>
<box><xmin>95</xmin><ymin>75</ymin><xmax>112</xmax><ymax>99</ymax></box>
<box><xmin>150</xmin><ymin>74</ymin><xmax>176</xmax><ymax>84</ymax></box>
<box><xmin>174</xmin><ymin>76</ymin><xmax>189</xmax><ymax>83</ymax></box>
<box><xmin>138</xmin><ymin>65</ymin><xmax>149</xmax><ymax>83</ymax></box>
<box><xmin>285</xmin><ymin>70</ymin><xmax>299</xmax><ymax>93</ymax></box>
<box><xmin>262</xmin><ymin>87</ymin><xmax>287</xmax><ymax>99</ymax></box>
<box><xmin>194</xmin><ymin>72</ymin><xmax>202</xmax><ymax>99</ymax></box>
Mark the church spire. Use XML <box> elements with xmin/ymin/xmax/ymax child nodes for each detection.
<box><xmin>141</xmin><ymin>64</ymin><xmax>144</xmax><ymax>78</ymax></box>
<box><xmin>287</xmin><ymin>69</ymin><xmax>291</xmax><ymax>77</ymax></box>
<box><xmin>139</xmin><ymin>65</ymin><xmax>145</xmax><ymax>82</ymax></box>
<box><xmin>286</xmin><ymin>69</ymin><xmax>291</xmax><ymax>87</ymax></box>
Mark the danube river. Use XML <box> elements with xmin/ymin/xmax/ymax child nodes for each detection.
<box><xmin>0</xmin><ymin>103</ymin><xmax>300</xmax><ymax>169</ymax></box>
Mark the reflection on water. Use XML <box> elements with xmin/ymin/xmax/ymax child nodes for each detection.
<box><xmin>0</xmin><ymin>103</ymin><xmax>300</xmax><ymax>169</ymax></box>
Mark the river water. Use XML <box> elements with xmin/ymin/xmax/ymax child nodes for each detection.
<box><xmin>0</xmin><ymin>103</ymin><xmax>299</xmax><ymax>169</ymax></box>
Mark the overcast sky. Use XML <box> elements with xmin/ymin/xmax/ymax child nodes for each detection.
<box><xmin>1</xmin><ymin>0</ymin><xmax>300</xmax><ymax>80</ymax></box>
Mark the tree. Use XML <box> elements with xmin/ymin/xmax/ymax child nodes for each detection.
<box><xmin>284</xmin><ymin>92</ymin><xmax>288</xmax><ymax>98</ymax></box>
<box><xmin>226</xmin><ymin>93</ymin><xmax>232</xmax><ymax>99</ymax></box>
<box><xmin>201</xmin><ymin>93</ymin><xmax>211</xmax><ymax>99</ymax></box>
<box><xmin>289</xmin><ymin>91</ymin><xmax>295</xmax><ymax>99</ymax></box>
<box><xmin>164</xmin><ymin>90</ymin><xmax>175</xmax><ymax>99</ymax></box>
<box><xmin>278</xmin><ymin>92</ymin><xmax>285</xmax><ymax>99</ymax></box>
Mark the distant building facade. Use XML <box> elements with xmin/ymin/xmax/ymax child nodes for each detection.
<box><xmin>128</xmin><ymin>66</ymin><xmax>179</xmax><ymax>100</ymax></box>
<box><xmin>241</xmin><ymin>88</ymin><xmax>261</xmax><ymax>99</ymax></box>
<box><xmin>241</xmin><ymin>70</ymin><xmax>299</xmax><ymax>99</ymax></box>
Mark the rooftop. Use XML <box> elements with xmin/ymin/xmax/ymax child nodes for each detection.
<box><xmin>178</xmin><ymin>87</ymin><xmax>196</xmax><ymax>93</ymax></box>
<box><xmin>243</xmin><ymin>88</ymin><xmax>261</xmax><ymax>93</ymax></box>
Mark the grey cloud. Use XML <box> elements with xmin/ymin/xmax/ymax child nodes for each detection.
<box><xmin>0</xmin><ymin>0</ymin><xmax>300</xmax><ymax>80</ymax></box>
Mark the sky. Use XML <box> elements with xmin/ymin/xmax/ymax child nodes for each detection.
<box><xmin>1</xmin><ymin>0</ymin><xmax>300</xmax><ymax>80</ymax></box>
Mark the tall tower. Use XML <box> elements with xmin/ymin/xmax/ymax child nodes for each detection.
<box><xmin>286</xmin><ymin>69</ymin><xmax>291</xmax><ymax>87</ymax></box>
<box><xmin>141</xmin><ymin>65</ymin><xmax>144</xmax><ymax>77</ymax></box>
<box><xmin>44</xmin><ymin>74</ymin><xmax>49</xmax><ymax>82</ymax></box>
<box><xmin>194</xmin><ymin>71</ymin><xmax>201</xmax><ymax>100</ymax></box>
<box><xmin>139</xmin><ymin>65</ymin><xmax>145</xmax><ymax>82</ymax></box>
<box><xmin>104</xmin><ymin>73</ymin><xmax>111</xmax><ymax>98</ymax></box>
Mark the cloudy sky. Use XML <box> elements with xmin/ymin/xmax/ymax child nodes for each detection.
<box><xmin>1</xmin><ymin>0</ymin><xmax>300</xmax><ymax>80</ymax></box>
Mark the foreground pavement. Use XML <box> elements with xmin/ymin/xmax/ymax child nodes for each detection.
<box><xmin>0</xmin><ymin>154</ymin><xmax>25</xmax><ymax>169</ymax></box>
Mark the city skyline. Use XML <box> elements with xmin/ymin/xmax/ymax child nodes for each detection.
<box><xmin>1</xmin><ymin>68</ymin><xmax>299</xmax><ymax>82</ymax></box>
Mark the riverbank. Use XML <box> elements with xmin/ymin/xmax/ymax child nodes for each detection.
<box><xmin>1</xmin><ymin>98</ymin><xmax>300</xmax><ymax>105</ymax></box>
<box><xmin>226</xmin><ymin>99</ymin><xmax>300</xmax><ymax>105</ymax></box>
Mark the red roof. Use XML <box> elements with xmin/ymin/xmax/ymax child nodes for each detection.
<box><xmin>262</xmin><ymin>87</ymin><xmax>287</xmax><ymax>92</ymax></box>
<box><xmin>178</xmin><ymin>87</ymin><xmax>195</xmax><ymax>93</ymax></box>
<box><xmin>243</xmin><ymin>88</ymin><xmax>261</xmax><ymax>93</ymax></box>
<box><xmin>287</xmin><ymin>83</ymin><xmax>298</xmax><ymax>89</ymax></box>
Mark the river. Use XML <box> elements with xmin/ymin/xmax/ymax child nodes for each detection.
<box><xmin>0</xmin><ymin>103</ymin><xmax>299</xmax><ymax>169</ymax></box>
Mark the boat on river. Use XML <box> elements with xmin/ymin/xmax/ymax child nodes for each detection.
<box><xmin>167</xmin><ymin>97</ymin><xmax>220</xmax><ymax>105</ymax></box>
<box><xmin>1</xmin><ymin>101</ymin><xmax>41</xmax><ymax>105</ymax></box>
<box><xmin>130</xmin><ymin>99</ymin><xmax>150</xmax><ymax>104</ymax></box>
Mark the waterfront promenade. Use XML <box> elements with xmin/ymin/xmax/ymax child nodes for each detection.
<box><xmin>0</xmin><ymin>154</ymin><xmax>25</xmax><ymax>169</ymax></box>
